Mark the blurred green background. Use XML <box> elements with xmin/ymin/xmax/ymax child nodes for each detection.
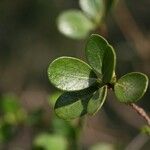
<box><xmin>0</xmin><ymin>0</ymin><xmax>150</xmax><ymax>149</ymax></box>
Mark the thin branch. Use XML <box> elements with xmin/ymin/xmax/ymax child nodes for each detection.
<box><xmin>114</xmin><ymin>0</ymin><xmax>150</xmax><ymax>61</ymax></box>
<box><xmin>130</xmin><ymin>103</ymin><xmax>150</xmax><ymax>126</ymax></box>
<box><xmin>125</xmin><ymin>133</ymin><xmax>149</xmax><ymax>150</ymax></box>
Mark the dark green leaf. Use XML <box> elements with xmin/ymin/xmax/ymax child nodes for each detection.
<box><xmin>79</xmin><ymin>0</ymin><xmax>105</xmax><ymax>24</ymax></box>
<box><xmin>57</xmin><ymin>10</ymin><xmax>94</xmax><ymax>39</ymax></box>
<box><xmin>0</xmin><ymin>121</ymin><xmax>16</xmax><ymax>143</ymax></box>
<box><xmin>54</xmin><ymin>85</ymin><xmax>106</xmax><ymax>120</ymax></box>
<box><xmin>48</xmin><ymin>57</ymin><xmax>98</xmax><ymax>91</ymax></box>
<box><xmin>114</xmin><ymin>72</ymin><xmax>149</xmax><ymax>103</ymax></box>
<box><xmin>85</xmin><ymin>34</ymin><xmax>116</xmax><ymax>83</ymax></box>
<box><xmin>87</xmin><ymin>86</ymin><xmax>107</xmax><ymax>115</ymax></box>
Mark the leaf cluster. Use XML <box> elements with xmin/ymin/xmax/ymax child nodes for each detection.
<box><xmin>57</xmin><ymin>0</ymin><xmax>118</xmax><ymax>39</ymax></box>
<box><xmin>47</xmin><ymin>34</ymin><xmax>149</xmax><ymax>120</ymax></box>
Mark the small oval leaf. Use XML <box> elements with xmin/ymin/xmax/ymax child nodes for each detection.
<box><xmin>87</xmin><ymin>86</ymin><xmax>107</xmax><ymax>115</ymax></box>
<box><xmin>114</xmin><ymin>72</ymin><xmax>149</xmax><ymax>103</ymax></box>
<box><xmin>79</xmin><ymin>0</ymin><xmax>105</xmax><ymax>24</ymax></box>
<box><xmin>54</xmin><ymin>86</ymin><xmax>98</xmax><ymax>120</ymax></box>
<box><xmin>48</xmin><ymin>57</ymin><xmax>97</xmax><ymax>91</ymax></box>
<box><xmin>57</xmin><ymin>10</ymin><xmax>94</xmax><ymax>39</ymax></box>
<box><xmin>85</xmin><ymin>34</ymin><xmax>116</xmax><ymax>83</ymax></box>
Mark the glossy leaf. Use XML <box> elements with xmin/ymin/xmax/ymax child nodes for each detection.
<box><xmin>48</xmin><ymin>56</ymin><xmax>97</xmax><ymax>91</ymax></box>
<box><xmin>87</xmin><ymin>86</ymin><xmax>107</xmax><ymax>115</ymax></box>
<box><xmin>114</xmin><ymin>72</ymin><xmax>149</xmax><ymax>103</ymax></box>
<box><xmin>34</xmin><ymin>133</ymin><xmax>68</xmax><ymax>150</ymax></box>
<box><xmin>57</xmin><ymin>10</ymin><xmax>94</xmax><ymax>39</ymax></box>
<box><xmin>54</xmin><ymin>85</ymin><xmax>106</xmax><ymax>120</ymax></box>
<box><xmin>85</xmin><ymin>34</ymin><xmax>116</xmax><ymax>83</ymax></box>
<box><xmin>79</xmin><ymin>0</ymin><xmax>105</xmax><ymax>24</ymax></box>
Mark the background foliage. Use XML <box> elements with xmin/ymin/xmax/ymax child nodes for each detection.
<box><xmin>0</xmin><ymin>0</ymin><xmax>150</xmax><ymax>149</ymax></box>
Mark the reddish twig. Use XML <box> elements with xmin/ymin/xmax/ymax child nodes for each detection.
<box><xmin>130</xmin><ymin>103</ymin><xmax>150</xmax><ymax>126</ymax></box>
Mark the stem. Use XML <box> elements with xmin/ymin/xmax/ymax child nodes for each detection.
<box><xmin>74</xmin><ymin>117</ymin><xmax>85</xmax><ymax>150</ymax></box>
<box><xmin>114</xmin><ymin>0</ymin><xmax>150</xmax><ymax>61</ymax></box>
<box><xmin>125</xmin><ymin>133</ymin><xmax>149</xmax><ymax>150</ymax></box>
<box><xmin>130</xmin><ymin>103</ymin><xmax>150</xmax><ymax>126</ymax></box>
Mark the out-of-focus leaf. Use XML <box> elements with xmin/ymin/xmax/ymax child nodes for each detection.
<box><xmin>0</xmin><ymin>94</ymin><xmax>26</xmax><ymax>124</ymax></box>
<box><xmin>0</xmin><ymin>121</ymin><xmax>16</xmax><ymax>143</ymax></box>
<box><xmin>141</xmin><ymin>125</ymin><xmax>150</xmax><ymax>135</ymax></box>
<box><xmin>114</xmin><ymin>72</ymin><xmax>149</xmax><ymax>103</ymax></box>
<box><xmin>85</xmin><ymin>34</ymin><xmax>116</xmax><ymax>84</ymax></box>
<box><xmin>34</xmin><ymin>133</ymin><xmax>68</xmax><ymax>150</ymax></box>
<box><xmin>27</xmin><ymin>109</ymin><xmax>44</xmax><ymax>127</ymax></box>
<box><xmin>79</xmin><ymin>0</ymin><xmax>105</xmax><ymax>24</ymax></box>
<box><xmin>48</xmin><ymin>92</ymin><xmax>62</xmax><ymax>107</ymax></box>
<box><xmin>3</xmin><ymin>109</ymin><xmax>26</xmax><ymax>125</ymax></box>
<box><xmin>0</xmin><ymin>94</ymin><xmax>20</xmax><ymax>113</ymax></box>
<box><xmin>57</xmin><ymin>10</ymin><xmax>94</xmax><ymax>39</ymax></box>
<box><xmin>48</xmin><ymin>56</ymin><xmax>98</xmax><ymax>91</ymax></box>
<box><xmin>52</xmin><ymin>117</ymin><xmax>75</xmax><ymax>138</ymax></box>
<box><xmin>90</xmin><ymin>142</ymin><xmax>115</xmax><ymax>150</ymax></box>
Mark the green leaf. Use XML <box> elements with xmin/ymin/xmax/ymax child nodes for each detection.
<box><xmin>54</xmin><ymin>85</ymin><xmax>106</xmax><ymax>120</ymax></box>
<box><xmin>34</xmin><ymin>133</ymin><xmax>68</xmax><ymax>150</ymax></box>
<box><xmin>114</xmin><ymin>72</ymin><xmax>149</xmax><ymax>103</ymax></box>
<box><xmin>48</xmin><ymin>56</ymin><xmax>98</xmax><ymax>91</ymax></box>
<box><xmin>87</xmin><ymin>86</ymin><xmax>107</xmax><ymax>115</ymax></box>
<box><xmin>79</xmin><ymin>0</ymin><xmax>105</xmax><ymax>24</ymax></box>
<box><xmin>57</xmin><ymin>10</ymin><xmax>94</xmax><ymax>39</ymax></box>
<box><xmin>85</xmin><ymin>34</ymin><xmax>116</xmax><ymax>83</ymax></box>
